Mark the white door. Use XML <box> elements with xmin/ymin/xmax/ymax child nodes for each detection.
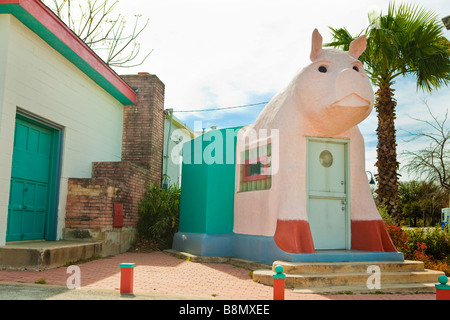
<box><xmin>307</xmin><ymin>138</ymin><xmax>349</xmax><ymax>250</ymax></box>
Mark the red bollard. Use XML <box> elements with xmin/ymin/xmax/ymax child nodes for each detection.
<box><xmin>273</xmin><ymin>265</ymin><xmax>286</xmax><ymax>300</ymax></box>
<box><xmin>436</xmin><ymin>275</ymin><xmax>450</xmax><ymax>300</ymax></box>
<box><xmin>120</xmin><ymin>263</ymin><xmax>136</xmax><ymax>294</ymax></box>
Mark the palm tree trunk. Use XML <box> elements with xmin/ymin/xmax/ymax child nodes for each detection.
<box><xmin>374</xmin><ymin>81</ymin><xmax>401</xmax><ymax>224</ymax></box>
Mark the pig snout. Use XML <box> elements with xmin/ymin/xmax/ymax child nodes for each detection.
<box><xmin>315</xmin><ymin>67</ymin><xmax>373</xmax><ymax>135</ymax></box>
<box><xmin>333</xmin><ymin>68</ymin><xmax>373</xmax><ymax>109</ymax></box>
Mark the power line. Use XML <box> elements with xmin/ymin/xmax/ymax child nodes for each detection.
<box><xmin>171</xmin><ymin>101</ymin><xmax>269</xmax><ymax>113</ymax></box>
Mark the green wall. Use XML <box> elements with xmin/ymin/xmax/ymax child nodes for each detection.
<box><xmin>179</xmin><ymin>126</ymin><xmax>242</xmax><ymax>234</ymax></box>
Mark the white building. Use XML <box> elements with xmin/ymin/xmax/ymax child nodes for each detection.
<box><xmin>0</xmin><ymin>0</ymin><xmax>136</xmax><ymax>245</ymax></box>
<box><xmin>162</xmin><ymin>110</ymin><xmax>195</xmax><ymax>188</ymax></box>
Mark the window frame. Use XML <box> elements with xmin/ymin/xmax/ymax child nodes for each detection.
<box><xmin>242</xmin><ymin>155</ymin><xmax>269</xmax><ymax>182</ymax></box>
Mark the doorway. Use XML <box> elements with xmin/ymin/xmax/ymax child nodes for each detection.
<box><xmin>307</xmin><ymin>137</ymin><xmax>350</xmax><ymax>250</ymax></box>
<box><xmin>6</xmin><ymin>114</ymin><xmax>62</xmax><ymax>241</ymax></box>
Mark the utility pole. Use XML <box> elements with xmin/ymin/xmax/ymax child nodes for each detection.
<box><xmin>442</xmin><ymin>16</ymin><xmax>450</xmax><ymax>209</ymax></box>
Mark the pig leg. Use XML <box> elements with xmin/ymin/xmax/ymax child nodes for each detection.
<box><xmin>348</xmin><ymin>128</ymin><xmax>397</xmax><ymax>252</ymax></box>
<box><xmin>271</xmin><ymin>138</ymin><xmax>316</xmax><ymax>253</ymax></box>
<box><xmin>273</xmin><ymin>219</ymin><xmax>315</xmax><ymax>253</ymax></box>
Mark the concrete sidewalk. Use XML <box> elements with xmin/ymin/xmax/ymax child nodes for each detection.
<box><xmin>0</xmin><ymin>282</ymin><xmax>209</xmax><ymax>300</ymax></box>
<box><xmin>0</xmin><ymin>251</ymin><xmax>436</xmax><ymax>300</ymax></box>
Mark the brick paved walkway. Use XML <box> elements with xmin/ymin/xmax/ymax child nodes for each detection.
<box><xmin>0</xmin><ymin>252</ymin><xmax>435</xmax><ymax>300</ymax></box>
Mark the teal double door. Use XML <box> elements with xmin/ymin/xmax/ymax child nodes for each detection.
<box><xmin>6</xmin><ymin>115</ymin><xmax>61</xmax><ymax>242</ymax></box>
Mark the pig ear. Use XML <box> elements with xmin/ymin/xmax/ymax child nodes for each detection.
<box><xmin>348</xmin><ymin>35</ymin><xmax>367</xmax><ymax>59</ymax></box>
<box><xmin>310</xmin><ymin>29</ymin><xmax>323</xmax><ymax>61</ymax></box>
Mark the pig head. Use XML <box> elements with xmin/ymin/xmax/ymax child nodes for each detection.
<box><xmin>300</xmin><ymin>29</ymin><xmax>373</xmax><ymax>135</ymax></box>
<box><xmin>253</xmin><ymin>28</ymin><xmax>374</xmax><ymax>134</ymax></box>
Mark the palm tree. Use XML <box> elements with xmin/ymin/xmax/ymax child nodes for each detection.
<box><xmin>326</xmin><ymin>2</ymin><xmax>450</xmax><ymax>223</ymax></box>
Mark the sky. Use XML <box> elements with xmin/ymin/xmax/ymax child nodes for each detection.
<box><xmin>110</xmin><ymin>0</ymin><xmax>450</xmax><ymax>181</ymax></box>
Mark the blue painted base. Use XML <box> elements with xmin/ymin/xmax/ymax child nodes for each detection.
<box><xmin>172</xmin><ymin>232</ymin><xmax>233</xmax><ymax>257</ymax></box>
<box><xmin>173</xmin><ymin>232</ymin><xmax>404</xmax><ymax>265</ymax></box>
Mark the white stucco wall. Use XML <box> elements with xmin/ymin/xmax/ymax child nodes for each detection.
<box><xmin>0</xmin><ymin>15</ymin><xmax>124</xmax><ymax>244</ymax></box>
<box><xmin>163</xmin><ymin>115</ymin><xmax>193</xmax><ymax>187</ymax></box>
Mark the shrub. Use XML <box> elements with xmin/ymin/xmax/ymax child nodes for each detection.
<box><xmin>136</xmin><ymin>184</ymin><xmax>180</xmax><ymax>250</ymax></box>
<box><xmin>379</xmin><ymin>205</ymin><xmax>394</xmax><ymax>225</ymax></box>
<box><xmin>426</xmin><ymin>259</ymin><xmax>450</xmax><ymax>276</ymax></box>
<box><xmin>385</xmin><ymin>222</ymin><xmax>409</xmax><ymax>254</ymax></box>
<box><xmin>384</xmin><ymin>223</ymin><xmax>450</xmax><ymax>276</ymax></box>
<box><xmin>404</xmin><ymin>228</ymin><xmax>450</xmax><ymax>261</ymax></box>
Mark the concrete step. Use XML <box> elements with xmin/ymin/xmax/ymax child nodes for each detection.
<box><xmin>252</xmin><ymin>259</ymin><xmax>445</xmax><ymax>294</ymax></box>
<box><xmin>253</xmin><ymin>269</ymin><xmax>443</xmax><ymax>287</ymax></box>
<box><xmin>273</xmin><ymin>260</ymin><xmax>426</xmax><ymax>274</ymax></box>
<box><xmin>0</xmin><ymin>240</ymin><xmax>103</xmax><ymax>271</ymax></box>
<box><xmin>292</xmin><ymin>282</ymin><xmax>437</xmax><ymax>294</ymax></box>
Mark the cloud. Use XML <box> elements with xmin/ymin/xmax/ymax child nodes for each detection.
<box><xmin>117</xmin><ymin>0</ymin><xmax>448</xmax><ymax>112</ymax></box>
<box><xmin>116</xmin><ymin>0</ymin><xmax>391</xmax><ymax>108</ymax></box>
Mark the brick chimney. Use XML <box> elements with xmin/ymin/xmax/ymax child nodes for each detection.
<box><xmin>120</xmin><ymin>73</ymin><xmax>165</xmax><ymax>185</ymax></box>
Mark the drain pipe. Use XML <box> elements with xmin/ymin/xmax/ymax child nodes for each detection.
<box><xmin>163</xmin><ymin>108</ymin><xmax>174</xmax><ymax>189</ymax></box>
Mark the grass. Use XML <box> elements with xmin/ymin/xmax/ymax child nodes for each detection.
<box><xmin>338</xmin><ymin>291</ymin><xmax>354</xmax><ymax>295</ymax></box>
<box><xmin>34</xmin><ymin>278</ymin><xmax>46</xmax><ymax>284</ymax></box>
<box><xmin>65</xmin><ymin>254</ymin><xmax>103</xmax><ymax>267</ymax></box>
<box><xmin>369</xmin><ymin>290</ymin><xmax>387</xmax><ymax>295</ymax></box>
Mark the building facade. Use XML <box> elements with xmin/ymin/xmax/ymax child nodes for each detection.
<box><xmin>0</xmin><ymin>1</ymin><xmax>164</xmax><ymax>254</ymax></box>
<box><xmin>173</xmin><ymin>30</ymin><xmax>402</xmax><ymax>264</ymax></box>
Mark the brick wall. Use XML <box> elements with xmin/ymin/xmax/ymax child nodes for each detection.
<box><xmin>65</xmin><ymin>162</ymin><xmax>151</xmax><ymax>229</ymax></box>
<box><xmin>64</xmin><ymin>73</ymin><xmax>165</xmax><ymax>250</ymax></box>
<box><xmin>92</xmin><ymin>161</ymin><xmax>151</xmax><ymax>228</ymax></box>
<box><xmin>65</xmin><ymin>177</ymin><xmax>120</xmax><ymax>229</ymax></box>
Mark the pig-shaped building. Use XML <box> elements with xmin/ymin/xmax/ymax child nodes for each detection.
<box><xmin>173</xmin><ymin>29</ymin><xmax>402</xmax><ymax>264</ymax></box>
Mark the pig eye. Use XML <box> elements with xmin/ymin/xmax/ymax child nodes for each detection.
<box><xmin>318</xmin><ymin>66</ymin><xmax>327</xmax><ymax>73</ymax></box>
<box><xmin>353</xmin><ymin>66</ymin><xmax>359</xmax><ymax>72</ymax></box>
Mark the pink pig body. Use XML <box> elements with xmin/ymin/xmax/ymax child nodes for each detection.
<box><xmin>233</xmin><ymin>29</ymin><xmax>396</xmax><ymax>253</ymax></box>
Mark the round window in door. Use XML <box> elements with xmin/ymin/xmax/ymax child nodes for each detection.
<box><xmin>319</xmin><ymin>150</ymin><xmax>333</xmax><ymax>168</ymax></box>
